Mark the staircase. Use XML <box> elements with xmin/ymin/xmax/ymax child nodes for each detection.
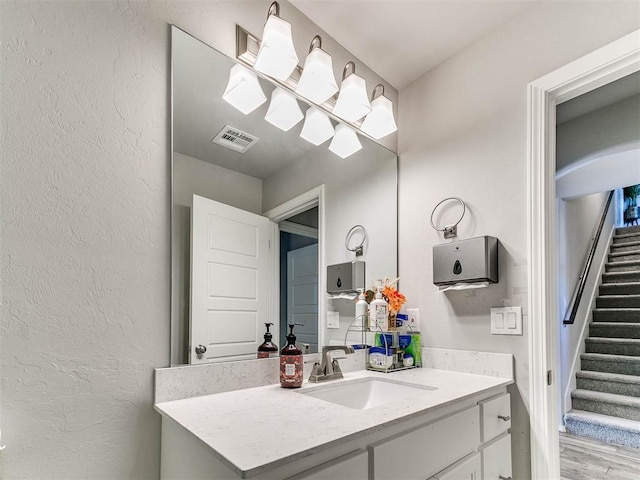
<box><xmin>564</xmin><ymin>225</ymin><xmax>640</xmax><ymax>448</ymax></box>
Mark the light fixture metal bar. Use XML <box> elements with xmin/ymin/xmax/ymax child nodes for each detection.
<box><xmin>235</xmin><ymin>25</ymin><xmax>379</xmax><ymax>138</ymax></box>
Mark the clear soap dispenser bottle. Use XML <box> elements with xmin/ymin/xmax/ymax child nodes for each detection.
<box><xmin>355</xmin><ymin>288</ymin><xmax>368</xmax><ymax>328</ymax></box>
<box><xmin>280</xmin><ymin>324</ymin><xmax>303</xmax><ymax>388</ymax></box>
<box><xmin>257</xmin><ymin>322</ymin><xmax>278</xmax><ymax>358</ymax></box>
<box><xmin>369</xmin><ymin>286</ymin><xmax>388</xmax><ymax>331</ymax></box>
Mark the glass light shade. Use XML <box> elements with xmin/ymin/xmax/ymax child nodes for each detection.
<box><xmin>332</xmin><ymin>73</ymin><xmax>372</xmax><ymax>122</ymax></box>
<box><xmin>264</xmin><ymin>87</ymin><xmax>303</xmax><ymax>131</ymax></box>
<box><xmin>254</xmin><ymin>15</ymin><xmax>299</xmax><ymax>81</ymax></box>
<box><xmin>300</xmin><ymin>107</ymin><xmax>335</xmax><ymax>145</ymax></box>
<box><xmin>222</xmin><ymin>64</ymin><xmax>267</xmax><ymax>115</ymax></box>
<box><xmin>295</xmin><ymin>48</ymin><xmax>338</xmax><ymax>105</ymax></box>
<box><xmin>329</xmin><ymin>123</ymin><xmax>362</xmax><ymax>159</ymax></box>
<box><xmin>361</xmin><ymin>95</ymin><xmax>398</xmax><ymax>139</ymax></box>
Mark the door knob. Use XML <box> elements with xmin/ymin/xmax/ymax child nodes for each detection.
<box><xmin>195</xmin><ymin>345</ymin><xmax>207</xmax><ymax>355</ymax></box>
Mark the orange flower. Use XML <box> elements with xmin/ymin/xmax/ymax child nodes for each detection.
<box><xmin>382</xmin><ymin>285</ymin><xmax>406</xmax><ymax>314</ymax></box>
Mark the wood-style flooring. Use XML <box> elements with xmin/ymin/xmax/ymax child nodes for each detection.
<box><xmin>560</xmin><ymin>432</ymin><xmax>640</xmax><ymax>479</ymax></box>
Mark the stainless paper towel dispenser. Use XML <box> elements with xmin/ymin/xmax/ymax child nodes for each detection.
<box><xmin>327</xmin><ymin>261</ymin><xmax>365</xmax><ymax>294</ymax></box>
<box><xmin>433</xmin><ymin>236</ymin><xmax>498</xmax><ymax>286</ymax></box>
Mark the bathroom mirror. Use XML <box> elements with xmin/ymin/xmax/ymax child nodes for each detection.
<box><xmin>171</xmin><ymin>27</ymin><xmax>398</xmax><ymax>365</ymax></box>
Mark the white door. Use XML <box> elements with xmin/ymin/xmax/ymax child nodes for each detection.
<box><xmin>287</xmin><ymin>243</ymin><xmax>318</xmax><ymax>353</ymax></box>
<box><xmin>190</xmin><ymin>195</ymin><xmax>274</xmax><ymax>363</ymax></box>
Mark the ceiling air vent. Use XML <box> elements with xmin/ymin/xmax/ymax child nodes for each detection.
<box><xmin>211</xmin><ymin>125</ymin><xmax>259</xmax><ymax>153</ymax></box>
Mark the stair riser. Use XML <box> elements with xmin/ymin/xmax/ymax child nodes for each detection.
<box><xmin>564</xmin><ymin>418</ymin><xmax>640</xmax><ymax>448</ymax></box>
<box><xmin>571</xmin><ymin>397</ymin><xmax>640</xmax><ymax>421</ymax></box>
<box><xmin>611</xmin><ymin>242</ymin><xmax>640</xmax><ymax>253</ymax></box>
<box><xmin>609</xmin><ymin>253</ymin><xmax>640</xmax><ymax>263</ymax></box>
<box><xmin>585</xmin><ymin>342</ymin><xmax>640</xmax><ymax>356</ymax></box>
<box><xmin>576</xmin><ymin>377</ymin><xmax>640</xmax><ymax>397</ymax></box>
<box><xmin>616</xmin><ymin>226</ymin><xmax>640</xmax><ymax>236</ymax></box>
<box><xmin>600</xmin><ymin>284</ymin><xmax>640</xmax><ymax>295</ymax></box>
<box><xmin>590</xmin><ymin>324</ymin><xmax>640</xmax><ymax>339</ymax></box>
<box><xmin>581</xmin><ymin>358</ymin><xmax>640</xmax><ymax>376</ymax></box>
<box><xmin>602</xmin><ymin>272</ymin><xmax>640</xmax><ymax>283</ymax></box>
<box><xmin>613</xmin><ymin>235</ymin><xmax>640</xmax><ymax>245</ymax></box>
<box><xmin>593</xmin><ymin>310</ymin><xmax>640</xmax><ymax>322</ymax></box>
<box><xmin>606</xmin><ymin>263</ymin><xmax>640</xmax><ymax>273</ymax></box>
<box><xmin>596</xmin><ymin>296</ymin><xmax>640</xmax><ymax>308</ymax></box>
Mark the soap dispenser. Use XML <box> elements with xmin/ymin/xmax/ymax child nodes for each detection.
<box><xmin>257</xmin><ymin>322</ymin><xmax>278</xmax><ymax>359</ymax></box>
<box><xmin>355</xmin><ymin>288</ymin><xmax>368</xmax><ymax>328</ymax></box>
<box><xmin>280</xmin><ymin>324</ymin><xmax>303</xmax><ymax>388</ymax></box>
<box><xmin>369</xmin><ymin>286</ymin><xmax>388</xmax><ymax>331</ymax></box>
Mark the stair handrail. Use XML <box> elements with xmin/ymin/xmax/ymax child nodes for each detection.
<box><xmin>563</xmin><ymin>190</ymin><xmax>614</xmax><ymax>325</ymax></box>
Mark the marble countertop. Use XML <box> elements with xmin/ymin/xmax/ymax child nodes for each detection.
<box><xmin>155</xmin><ymin>367</ymin><xmax>512</xmax><ymax>478</ymax></box>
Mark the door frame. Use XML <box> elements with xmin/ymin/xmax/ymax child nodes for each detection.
<box><xmin>527</xmin><ymin>29</ymin><xmax>640</xmax><ymax>479</ymax></box>
<box><xmin>264</xmin><ymin>185</ymin><xmax>326</xmax><ymax>350</ymax></box>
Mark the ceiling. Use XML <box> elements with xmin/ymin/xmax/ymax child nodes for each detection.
<box><xmin>290</xmin><ymin>0</ymin><xmax>537</xmax><ymax>90</ymax></box>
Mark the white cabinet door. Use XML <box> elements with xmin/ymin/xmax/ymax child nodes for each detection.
<box><xmin>285</xmin><ymin>450</ymin><xmax>368</xmax><ymax>480</ymax></box>
<box><xmin>370</xmin><ymin>406</ymin><xmax>480</xmax><ymax>480</ymax></box>
<box><xmin>482</xmin><ymin>434</ymin><xmax>512</xmax><ymax>480</ymax></box>
<box><xmin>190</xmin><ymin>194</ymin><xmax>274</xmax><ymax>363</ymax></box>
<box><xmin>480</xmin><ymin>393</ymin><xmax>511</xmax><ymax>442</ymax></box>
<box><xmin>430</xmin><ymin>452</ymin><xmax>481</xmax><ymax>480</ymax></box>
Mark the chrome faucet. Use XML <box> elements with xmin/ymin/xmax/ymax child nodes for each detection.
<box><xmin>309</xmin><ymin>345</ymin><xmax>355</xmax><ymax>383</ymax></box>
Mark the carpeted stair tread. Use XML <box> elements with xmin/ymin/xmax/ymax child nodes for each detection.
<box><xmin>576</xmin><ymin>370</ymin><xmax>640</xmax><ymax>396</ymax></box>
<box><xmin>609</xmin><ymin>250</ymin><xmax>640</xmax><ymax>262</ymax></box>
<box><xmin>571</xmin><ymin>389</ymin><xmax>640</xmax><ymax>421</ymax></box>
<box><xmin>606</xmin><ymin>260</ymin><xmax>640</xmax><ymax>272</ymax></box>
<box><xmin>585</xmin><ymin>337</ymin><xmax>640</xmax><ymax>356</ymax></box>
<box><xmin>602</xmin><ymin>271</ymin><xmax>640</xmax><ymax>283</ymax></box>
<box><xmin>590</xmin><ymin>322</ymin><xmax>640</xmax><ymax>339</ymax></box>
<box><xmin>611</xmin><ymin>240</ymin><xmax>640</xmax><ymax>253</ymax></box>
<box><xmin>576</xmin><ymin>370</ymin><xmax>640</xmax><ymax>385</ymax></box>
<box><xmin>592</xmin><ymin>308</ymin><xmax>640</xmax><ymax>322</ymax></box>
<box><xmin>600</xmin><ymin>282</ymin><xmax>640</xmax><ymax>295</ymax></box>
<box><xmin>617</xmin><ymin>226</ymin><xmax>640</xmax><ymax>236</ymax></box>
<box><xmin>581</xmin><ymin>353</ymin><xmax>640</xmax><ymax>364</ymax></box>
<box><xmin>597</xmin><ymin>295</ymin><xmax>640</xmax><ymax>308</ymax></box>
<box><xmin>613</xmin><ymin>233</ymin><xmax>640</xmax><ymax>244</ymax></box>
<box><xmin>564</xmin><ymin>409</ymin><xmax>640</xmax><ymax>447</ymax></box>
<box><xmin>581</xmin><ymin>353</ymin><xmax>640</xmax><ymax>375</ymax></box>
<box><xmin>572</xmin><ymin>389</ymin><xmax>640</xmax><ymax>407</ymax></box>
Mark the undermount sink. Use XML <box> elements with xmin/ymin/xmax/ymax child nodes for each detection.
<box><xmin>299</xmin><ymin>378</ymin><xmax>437</xmax><ymax>410</ymax></box>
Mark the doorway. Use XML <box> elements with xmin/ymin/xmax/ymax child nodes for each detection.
<box><xmin>527</xmin><ymin>29</ymin><xmax>640</xmax><ymax>478</ymax></box>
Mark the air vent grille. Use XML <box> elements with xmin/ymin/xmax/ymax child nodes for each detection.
<box><xmin>212</xmin><ymin>125</ymin><xmax>259</xmax><ymax>153</ymax></box>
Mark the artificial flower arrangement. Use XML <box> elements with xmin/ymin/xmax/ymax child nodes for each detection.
<box><xmin>364</xmin><ymin>277</ymin><xmax>407</xmax><ymax>314</ymax></box>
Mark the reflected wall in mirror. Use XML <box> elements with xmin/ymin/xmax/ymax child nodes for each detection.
<box><xmin>171</xmin><ymin>27</ymin><xmax>398</xmax><ymax>365</ymax></box>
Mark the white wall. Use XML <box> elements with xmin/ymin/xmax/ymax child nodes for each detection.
<box><xmin>398</xmin><ymin>2</ymin><xmax>640</xmax><ymax>479</ymax></box>
<box><xmin>557</xmin><ymin>192</ymin><xmax>614</xmax><ymax>418</ymax></box>
<box><xmin>0</xmin><ymin>1</ymin><xmax>396</xmax><ymax>477</ymax></box>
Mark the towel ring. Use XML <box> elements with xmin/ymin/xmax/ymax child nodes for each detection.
<box><xmin>345</xmin><ymin>225</ymin><xmax>367</xmax><ymax>257</ymax></box>
<box><xmin>430</xmin><ymin>197</ymin><xmax>466</xmax><ymax>239</ymax></box>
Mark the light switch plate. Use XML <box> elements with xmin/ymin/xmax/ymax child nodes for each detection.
<box><xmin>327</xmin><ymin>311</ymin><xmax>340</xmax><ymax>329</ymax></box>
<box><xmin>491</xmin><ymin>307</ymin><xmax>523</xmax><ymax>335</ymax></box>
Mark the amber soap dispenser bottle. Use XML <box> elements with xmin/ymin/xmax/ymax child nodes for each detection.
<box><xmin>280</xmin><ymin>324</ymin><xmax>303</xmax><ymax>388</ymax></box>
<box><xmin>257</xmin><ymin>322</ymin><xmax>278</xmax><ymax>359</ymax></box>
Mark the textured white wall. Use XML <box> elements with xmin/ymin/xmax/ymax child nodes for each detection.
<box><xmin>0</xmin><ymin>0</ymin><xmax>396</xmax><ymax>478</ymax></box>
<box><xmin>398</xmin><ymin>2</ymin><xmax>640</xmax><ymax>479</ymax></box>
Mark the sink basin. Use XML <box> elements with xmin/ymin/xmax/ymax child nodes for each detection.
<box><xmin>299</xmin><ymin>378</ymin><xmax>437</xmax><ymax>410</ymax></box>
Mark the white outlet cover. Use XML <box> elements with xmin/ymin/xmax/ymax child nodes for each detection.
<box><xmin>491</xmin><ymin>307</ymin><xmax>523</xmax><ymax>335</ymax></box>
<box><xmin>406</xmin><ymin>308</ymin><xmax>420</xmax><ymax>331</ymax></box>
<box><xmin>327</xmin><ymin>311</ymin><xmax>340</xmax><ymax>329</ymax></box>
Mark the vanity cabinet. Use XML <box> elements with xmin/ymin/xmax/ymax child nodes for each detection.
<box><xmin>159</xmin><ymin>388</ymin><xmax>512</xmax><ymax>480</ymax></box>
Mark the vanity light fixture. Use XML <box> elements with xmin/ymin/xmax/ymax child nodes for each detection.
<box><xmin>222</xmin><ymin>63</ymin><xmax>267</xmax><ymax>115</ymax></box>
<box><xmin>300</xmin><ymin>107</ymin><xmax>335</xmax><ymax>145</ymax></box>
<box><xmin>264</xmin><ymin>87</ymin><xmax>304</xmax><ymax>131</ymax></box>
<box><xmin>361</xmin><ymin>84</ymin><xmax>398</xmax><ymax>139</ymax></box>
<box><xmin>332</xmin><ymin>62</ymin><xmax>372</xmax><ymax>123</ymax></box>
<box><xmin>329</xmin><ymin>123</ymin><xmax>362</xmax><ymax>159</ymax></box>
<box><xmin>295</xmin><ymin>36</ymin><xmax>338</xmax><ymax>105</ymax></box>
<box><xmin>253</xmin><ymin>1</ymin><xmax>299</xmax><ymax>81</ymax></box>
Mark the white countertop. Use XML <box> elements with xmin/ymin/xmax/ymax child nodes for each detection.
<box><xmin>155</xmin><ymin>368</ymin><xmax>512</xmax><ymax>478</ymax></box>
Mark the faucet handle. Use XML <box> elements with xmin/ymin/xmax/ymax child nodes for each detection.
<box><xmin>331</xmin><ymin>358</ymin><xmax>344</xmax><ymax>375</ymax></box>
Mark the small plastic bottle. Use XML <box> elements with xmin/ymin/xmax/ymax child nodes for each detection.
<box><xmin>355</xmin><ymin>289</ymin><xmax>368</xmax><ymax>328</ymax></box>
<box><xmin>369</xmin><ymin>287</ymin><xmax>388</xmax><ymax>331</ymax></box>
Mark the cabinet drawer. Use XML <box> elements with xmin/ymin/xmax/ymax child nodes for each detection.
<box><xmin>285</xmin><ymin>449</ymin><xmax>368</xmax><ymax>480</ymax></box>
<box><xmin>370</xmin><ymin>406</ymin><xmax>480</xmax><ymax>480</ymax></box>
<box><xmin>480</xmin><ymin>393</ymin><xmax>511</xmax><ymax>442</ymax></box>
<box><xmin>429</xmin><ymin>452</ymin><xmax>481</xmax><ymax>480</ymax></box>
<box><xmin>482</xmin><ymin>434</ymin><xmax>512</xmax><ymax>480</ymax></box>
